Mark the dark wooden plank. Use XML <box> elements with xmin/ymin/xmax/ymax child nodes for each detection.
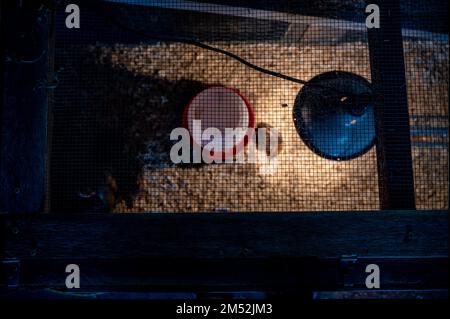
<box><xmin>195</xmin><ymin>0</ymin><xmax>449</xmax><ymax>34</ymax></box>
<box><xmin>44</xmin><ymin>4</ymin><xmax>56</xmax><ymax>213</ymax></box>
<box><xmin>314</xmin><ymin>289</ymin><xmax>449</xmax><ymax>300</ymax></box>
<box><xmin>1</xmin><ymin>257</ymin><xmax>447</xmax><ymax>291</ymax></box>
<box><xmin>14</xmin><ymin>257</ymin><xmax>329</xmax><ymax>291</ymax></box>
<box><xmin>0</xmin><ymin>1</ymin><xmax>51</xmax><ymax>213</ymax></box>
<box><xmin>368</xmin><ymin>0</ymin><xmax>416</xmax><ymax>210</ymax></box>
<box><xmin>1</xmin><ymin>211</ymin><xmax>447</xmax><ymax>292</ymax></box>
<box><xmin>0</xmin><ymin>1</ymin><xmax>5</xmax><ymax>164</ymax></box>
<box><xmin>3</xmin><ymin>211</ymin><xmax>448</xmax><ymax>259</ymax></box>
<box><xmin>5</xmin><ymin>288</ymin><xmax>448</xmax><ymax>300</ymax></box>
<box><xmin>55</xmin><ymin>1</ymin><xmax>290</xmax><ymax>46</ymax></box>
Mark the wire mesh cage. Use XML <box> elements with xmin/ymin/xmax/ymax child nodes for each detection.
<box><xmin>44</xmin><ymin>0</ymin><xmax>448</xmax><ymax>213</ymax></box>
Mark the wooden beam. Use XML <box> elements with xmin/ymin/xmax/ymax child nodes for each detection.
<box><xmin>0</xmin><ymin>0</ymin><xmax>6</xmax><ymax>185</ymax></box>
<box><xmin>0</xmin><ymin>1</ymin><xmax>51</xmax><ymax>213</ymax></box>
<box><xmin>368</xmin><ymin>0</ymin><xmax>416</xmax><ymax>210</ymax></box>
<box><xmin>105</xmin><ymin>0</ymin><xmax>448</xmax><ymax>41</ymax></box>
<box><xmin>2</xmin><ymin>256</ymin><xmax>448</xmax><ymax>292</ymax></box>
<box><xmin>0</xmin><ymin>211</ymin><xmax>448</xmax><ymax>291</ymax></box>
<box><xmin>3</xmin><ymin>211</ymin><xmax>448</xmax><ymax>259</ymax></box>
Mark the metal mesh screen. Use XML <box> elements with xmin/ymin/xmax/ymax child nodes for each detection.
<box><xmin>49</xmin><ymin>0</ymin><xmax>448</xmax><ymax>213</ymax></box>
<box><xmin>401</xmin><ymin>2</ymin><xmax>448</xmax><ymax>209</ymax></box>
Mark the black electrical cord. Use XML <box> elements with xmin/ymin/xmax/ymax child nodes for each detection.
<box><xmin>95</xmin><ymin>5</ymin><xmax>310</xmax><ymax>85</ymax></box>
<box><xmin>174</xmin><ymin>39</ymin><xmax>309</xmax><ymax>86</ymax></box>
<box><xmin>94</xmin><ymin>4</ymin><xmax>376</xmax><ymax>101</ymax></box>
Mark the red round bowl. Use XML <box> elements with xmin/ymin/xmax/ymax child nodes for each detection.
<box><xmin>182</xmin><ymin>86</ymin><xmax>255</xmax><ymax>161</ymax></box>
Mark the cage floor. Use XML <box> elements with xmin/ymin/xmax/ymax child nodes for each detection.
<box><xmin>51</xmin><ymin>39</ymin><xmax>448</xmax><ymax>212</ymax></box>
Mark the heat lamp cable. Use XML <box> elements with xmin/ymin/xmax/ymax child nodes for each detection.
<box><xmin>95</xmin><ymin>6</ymin><xmax>310</xmax><ymax>86</ymax></box>
<box><xmin>95</xmin><ymin>6</ymin><xmax>376</xmax><ymax>102</ymax></box>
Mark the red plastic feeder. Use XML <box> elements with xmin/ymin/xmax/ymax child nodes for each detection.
<box><xmin>183</xmin><ymin>86</ymin><xmax>255</xmax><ymax>161</ymax></box>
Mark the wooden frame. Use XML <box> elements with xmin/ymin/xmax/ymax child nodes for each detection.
<box><xmin>368</xmin><ymin>0</ymin><xmax>416</xmax><ymax>210</ymax></box>
<box><xmin>1</xmin><ymin>211</ymin><xmax>448</xmax><ymax>295</ymax></box>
